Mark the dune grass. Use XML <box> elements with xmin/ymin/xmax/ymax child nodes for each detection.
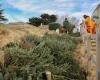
<box><xmin>0</xmin><ymin>24</ymin><xmax>7</xmax><ymax>30</ymax></box>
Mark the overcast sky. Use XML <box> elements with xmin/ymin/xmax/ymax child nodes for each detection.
<box><xmin>0</xmin><ymin>0</ymin><xmax>99</xmax><ymax>22</ymax></box>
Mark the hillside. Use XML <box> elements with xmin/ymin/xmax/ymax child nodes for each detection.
<box><xmin>0</xmin><ymin>24</ymin><xmax>49</xmax><ymax>47</ymax></box>
<box><xmin>0</xmin><ymin>23</ymin><xmax>96</xmax><ymax>80</ymax></box>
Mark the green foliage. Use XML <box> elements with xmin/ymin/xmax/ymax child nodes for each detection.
<box><xmin>41</xmin><ymin>18</ymin><xmax>49</xmax><ymax>25</ymax></box>
<box><xmin>29</xmin><ymin>13</ymin><xmax>57</xmax><ymax>26</ymax></box>
<box><xmin>49</xmin><ymin>23</ymin><xmax>61</xmax><ymax>30</ymax></box>
<box><xmin>20</xmin><ymin>35</ymin><xmax>42</xmax><ymax>49</ymax></box>
<box><xmin>2</xmin><ymin>34</ymin><xmax>86</xmax><ymax>80</ymax></box>
<box><xmin>70</xmin><ymin>32</ymin><xmax>81</xmax><ymax>37</ymax></box>
<box><xmin>29</xmin><ymin>17</ymin><xmax>42</xmax><ymax>26</ymax></box>
<box><xmin>40</xmin><ymin>13</ymin><xmax>50</xmax><ymax>19</ymax></box>
<box><xmin>63</xmin><ymin>18</ymin><xmax>75</xmax><ymax>34</ymax></box>
<box><xmin>40</xmin><ymin>13</ymin><xmax>57</xmax><ymax>23</ymax></box>
<box><xmin>49</xmin><ymin>14</ymin><xmax>57</xmax><ymax>23</ymax></box>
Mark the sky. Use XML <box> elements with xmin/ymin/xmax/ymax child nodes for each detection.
<box><xmin>0</xmin><ymin>0</ymin><xmax>99</xmax><ymax>23</ymax></box>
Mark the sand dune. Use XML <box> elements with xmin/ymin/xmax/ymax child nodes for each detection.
<box><xmin>0</xmin><ymin>24</ymin><xmax>49</xmax><ymax>47</ymax></box>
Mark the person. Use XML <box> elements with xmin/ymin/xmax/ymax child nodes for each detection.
<box><xmin>83</xmin><ymin>15</ymin><xmax>96</xmax><ymax>54</ymax></box>
<box><xmin>83</xmin><ymin>15</ymin><xmax>96</xmax><ymax>34</ymax></box>
<box><xmin>80</xmin><ymin>21</ymin><xmax>87</xmax><ymax>44</ymax></box>
<box><xmin>80</xmin><ymin>21</ymin><xmax>86</xmax><ymax>35</ymax></box>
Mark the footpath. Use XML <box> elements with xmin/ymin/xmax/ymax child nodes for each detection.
<box><xmin>74</xmin><ymin>41</ymin><xmax>96</xmax><ymax>80</ymax></box>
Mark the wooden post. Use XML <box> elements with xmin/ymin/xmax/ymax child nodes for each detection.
<box><xmin>96</xmin><ymin>24</ymin><xmax>100</xmax><ymax>80</ymax></box>
<box><xmin>46</xmin><ymin>71</ymin><xmax>52</xmax><ymax>80</ymax></box>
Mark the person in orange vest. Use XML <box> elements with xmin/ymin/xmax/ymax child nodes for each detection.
<box><xmin>83</xmin><ymin>15</ymin><xmax>96</xmax><ymax>34</ymax></box>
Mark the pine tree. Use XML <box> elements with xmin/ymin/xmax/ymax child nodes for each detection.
<box><xmin>0</xmin><ymin>5</ymin><xmax>7</xmax><ymax>23</ymax></box>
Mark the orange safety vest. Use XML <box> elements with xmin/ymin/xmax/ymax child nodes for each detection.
<box><xmin>85</xmin><ymin>17</ymin><xmax>96</xmax><ymax>34</ymax></box>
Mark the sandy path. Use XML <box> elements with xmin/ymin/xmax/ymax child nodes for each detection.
<box><xmin>74</xmin><ymin>44</ymin><xmax>96</xmax><ymax>80</ymax></box>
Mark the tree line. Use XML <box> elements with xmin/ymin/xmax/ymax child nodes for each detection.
<box><xmin>0</xmin><ymin>5</ymin><xmax>79</xmax><ymax>35</ymax></box>
<box><xmin>29</xmin><ymin>13</ymin><xmax>76</xmax><ymax>34</ymax></box>
<box><xmin>29</xmin><ymin>13</ymin><xmax>57</xmax><ymax>26</ymax></box>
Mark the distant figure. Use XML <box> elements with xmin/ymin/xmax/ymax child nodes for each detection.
<box><xmin>59</xmin><ymin>26</ymin><xmax>65</xmax><ymax>33</ymax></box>
<box><xmin>83</xmin><ymin>15</ymin><xmax>96</xmax><ymax>34</ymax></box>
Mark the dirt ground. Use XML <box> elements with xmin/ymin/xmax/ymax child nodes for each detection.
<box><xmin>74</xmin><ymin>44</ymin><xmax>96</xmax><ymax>80</ymax></box>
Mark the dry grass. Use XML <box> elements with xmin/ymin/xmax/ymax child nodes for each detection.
<box><xmin>0</xmin><ymin>24</ymin><xmax>49</xmax><ymax>47</ymax></box>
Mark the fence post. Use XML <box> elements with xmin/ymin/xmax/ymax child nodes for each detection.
<box><xmin>96</xmin><ymin>24</ymin><xmax>100</xmax><ymax>80</ymax></box>
<box><xmin>46</xmin><ymin>71</ymin><xmax>52</xmax><ymax>80</ymax></box>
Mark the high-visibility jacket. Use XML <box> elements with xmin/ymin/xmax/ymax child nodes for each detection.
<box><xmin>85</xmin><ymin>17</ymin><xmax>96</xmax><ymax>34</ymax></box>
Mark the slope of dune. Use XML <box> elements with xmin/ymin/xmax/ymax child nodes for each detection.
<box><xmin>0</xmin><ymin>24</ymin><xmax>49</xmax><ymax>47</ymax></box>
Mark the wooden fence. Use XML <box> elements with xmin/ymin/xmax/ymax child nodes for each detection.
<box><xmin>96</xmin><ymin>24</ymin><xmax>100</xmax><ymax>80</ymax></box>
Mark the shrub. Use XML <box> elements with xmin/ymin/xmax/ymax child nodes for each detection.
<box><xmin>49</xmin><ymin>23</ymin><xmax>61</xmax><ymax>30</ymax></box>
<box><xmin>29</xmin><ymin>17</ymin><xmax>42</xmax><ymax>26</ymax></box>
<box><xmin>63</xmin><ymin>18</ymin><xmax>75</xmax><ymax>34</ymax></box>
<box><xmin>21</xmin><ymin>35</ymin><xmax>42</xmax><ymax>49</ymax></box>
<box><xmin>2</xmin><ymin>34</ymin><xmax>86</xmax><ymax>80</ymax></box>
<box><xmin>70</xmin><ymin>32</ymin><xmax>81</xmax><ymax>37</ymax></box>
<box><xmin>29</xmin><ymin>13</ymin><xmax>57</xmax><ymax>26</ymax></box>
<box><xmin>41</xmin><ymin>18</ymin><xmax>49</xmax><ymax>25</ymax></box>
<box><xmin>40</xmin><ymin>13</ymin><xmax>57</xmax><ymax>24</ymax></box>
